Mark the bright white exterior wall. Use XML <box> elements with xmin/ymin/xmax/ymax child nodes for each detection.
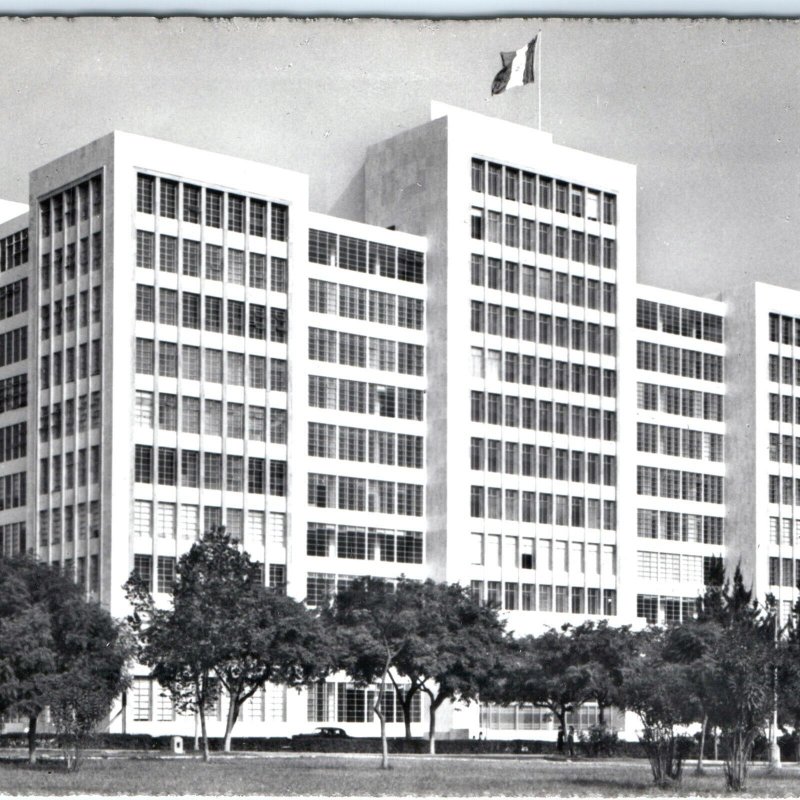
<box><xmin>366</xmin><ymin>102</ymin><xmax>637</xmax><ymax>636</ymax></box>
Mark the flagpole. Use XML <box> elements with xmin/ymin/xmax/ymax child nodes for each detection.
<box><xmin>538</xmin><ymin>29</ymin><xmax>543</xmax><ymax>131</ymax></box>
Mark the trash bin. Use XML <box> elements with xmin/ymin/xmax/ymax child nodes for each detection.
<box><xmin>171</xmin><ymin>736</ymin><xmax>184</xmax><ymax>755</ymax></box>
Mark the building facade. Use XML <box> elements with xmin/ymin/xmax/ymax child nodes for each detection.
<box><xmin>0</xmin><ymin>102</ymin><xmax>791</xmax><ymax>739</ymax></box>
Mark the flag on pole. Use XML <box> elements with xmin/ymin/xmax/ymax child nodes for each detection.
<box><xmin>491</xmin><ymin>35</ymin><xmax>538</xmax><ymax>95</ymax></box>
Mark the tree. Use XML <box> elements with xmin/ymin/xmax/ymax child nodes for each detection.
<box><xmin>388</xmin><ymin>580</ymin><xmax>507</xmax><ymax>753</ymax></box>
<box><xmin>485</xmin><ymin>626</ymin><xmax>589</xmax><ymax>743</ymax></box>
<box><xmin>570</xmin><ymin>621</ymin><xmax>635</xmax><ymax>727</ymax></box>
<box><xmin>47</xmin><ymin>601</ymin><xmax>132</xmax><ymax>770</ymax></box>
<box><xmin>326</xmin><ymin>577</ymin><xmax>421</xmax><ymax>769</ymax></box>
<box><xmin>620</xmin><ymin>629</ymin><xmax>698</xmax><ymax>787</ymax></box>
<box><xmin>127</xmin><ymin>527</ymin><xmax>329</xmax><ymax>757</ymax></box>
<box><xmin>0</xmin><ymin>556</ymin><xmax>131</xmax><ymax>765</ymax></box>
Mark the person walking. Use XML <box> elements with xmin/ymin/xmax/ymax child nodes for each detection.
<box><xmin>567</xmin><ymin>726</ymin><xmax>576</xmax><ymax>759</ymax></box>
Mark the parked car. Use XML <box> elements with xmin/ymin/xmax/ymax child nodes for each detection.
<box><xmin>294</xmin><ymin>727</ymin><xmax>350</xmax><ymax>739</ymax></box>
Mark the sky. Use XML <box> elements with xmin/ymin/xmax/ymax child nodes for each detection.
<box><xmin>1</xmin><ymin>16</ymin><xmax>799</xmax><ymax>296</ymax></box>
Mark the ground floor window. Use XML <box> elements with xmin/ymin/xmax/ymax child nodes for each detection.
<box><xmin>307</xmin><ymin>681</ymin><xmax>421</xmax><ymax>724</ymax></box>
<box><xmin>480</xmin><ymin>703</ymin><xmax>624</xmax><ymax>732</ymax></box>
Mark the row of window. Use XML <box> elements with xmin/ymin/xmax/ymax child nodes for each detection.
<box><xmin>637</xmin><ymin>423</ymin><xmax>724</xmax><ymax>461</ymax></box>
<box><xmin>471</xmin><ymin>210</ymin><xmax>617</xmax><ymax>268</ymax></box>
<box><xmin>470</xmin><ymin>532</ymin><xmax>616</xmax><ymax>574</ymax></box>
<box><xmin>40</xmin><ymin>342</ymin><xmax>102</xmax><ymax>387</ymax></box>
<box><xmin>135</xmin><ymin>339</ymin><xmax>287</xmax><ymax>390</ymax></box>
<box><xmin>637</xmin><ymin>593</ymin><xmax>705</xmax><ymax>625</ymax></box>
<box><xmin>136</xmin><ymin>174</ymin><xmax>288</xmax><ymax>240</ymax></box>
<box><xmin>0</xmin><ymin>278</ymin><xmax>27</xmax><ymax>322</ymax></box>
<box><xmin>0</xmin><ymin>521</ymin><xmax>25</xmax><ymax>557</ymax></box>
<box><xmin>307</xmin><ymin>473</ymin><xmax>423</xmax><ymax>516</ymax></box>
<box><xmin>636</xmin><ymin>341</ymin><xmax>723</xmax><ymax>383</ymax></box>
<box><xmin>307</xmin><ymin>681</ymin><xmax>421</xmax><ymax>725</ymax></box>
<box><xmin>470</xmin><ymin>580</ymin><xmax>618</xmax><ymax>615</ymax></box>
<box><xmin>136</xmin><ymin>233</ymin><xmax>287</xmax><ymax>293</ymax></box>
<box><xmin>0</xmin><ymin>471</ymin><xmax>25</xmax><ymax>510</ymax></box>
<box><xmin>39</xmin><ymin>448</ymin><xmax>101</xmax><ymax>493</ymax></box>
<box><xmin>470</xmin><ymin>160</ymin><xmax>617</xmax><ymax>224</ymax></box>
<box><xmin>769</xmin><ymin>313</ymin><xmax>800</xmax><ymax>346</ymax></box>
<box><xmin>637</xmin><ymin>382</ymin><xmax>724</xmax><ymax>421</ymax></box>
<box><xmin>0</xmin><ymin>421</ymin><xmax>25</xmax><ymax>463</ymax></box>
<box><xmin>40</xmin><ymin>177</ymin><xmax>103</xmax><ymax>235</ymax></box>
<box><xmin>769</xmin><ymin>434</ymin><xmax>800</xmax><ymax>465</ymax></box>
<box><xmin>769</xmin><ymin>557</ymin><xmax>800</xmax><ymax>587</ymax></box>
<box><xmin>308</xmin><ymin>229</ymin><xmax>424</xmax><ymax>284</ymax></box>
<box><xmin>308</xmin><ymin>375</ymin><xmax>424</xmax><ymax>421</ymax></box>
<box><xmin>769</xmin><ymin>517</ymin><xmax>800</xmax><ymax>545</ymax></box>
<box><xmin>469</xmin><ymin>256</ymin><xmax>618</xmax><ymax>312</ymax></box>
<box><xmin>768</xmin><ymin>355</ymin><xmax>800</xmax><ymax>386</ymax></box>
<box><xmin>40</xmin><ymin>233</ymin><xmax>103</xmax><ymax>288</ymax></box>
<box><xmin>0</xmin><ymin>374</ymin><xmax>27</xmax><ymax>413</ymax></box>
<box><xmin>135</xmin><ymin>391</ymin><xmax>284</xmax><ymax>443</ymax></box>
<box><xmin>768</xmin><ymin>474</ymin><xmax>800</xmax><ymax>506</ymax></box>
<box><xmin>769</xmin><ymin>393</ymin><xmax>800</xmax><ymax>424</ymax></box>
<box><xmin>636</xmin><ymin>509</ymin><xmax>725</xmax><ymax>544</ymax></box>
<box><xmin>0</xmin><ymin>230</ymin><xmax>28</xmax><ymax>272</ymax></box>
<box><xmin>37</xmin><ymin>502</ymin><xmax>101</xmax><ymax>544</ymax></box>
<box><xmin>0</xmin><ymin>327</ymin><xmax>27</xmax><ymax>368</ymax></box>
<box><xmin>306</xmin><ymin>524</ymin><xmax>423</xmax><ymax>564</ymax></box>
<box><xmin>309</xmin><ymin>279</ymin><xmax>424</xmax><ymax>330</ymax></box>
<box><xmin>306</xmin><ymin>572</ymin><xmax>406</xmax><ymax>607</ymax></box>
<box><xmin>308</xmin><ymin>423</ymin><xmax>423</xmax><ymax>468</ymax></box>
<box><xmin>470</xmin><ymin>303</ymin><xmax>617</xmax><ymax>354</ymax></box>
<box><xmin>39</xmin><ymin>393</ymin><xmax>101</xmax><ymax>442</ymax></box>
<box><xmin>470</xmin><ymin>438</ymin><xmax>616</xmax><ymax>484</ymax></box>
<box><xmin>480</xmin><ymin>704</ymin><xmax>623</xmax><ymax>732</ymax></box>
<box><xmin>637</xmin><ymin>551</ymin><xmax>715</xmax><ymax>584</ymax></box>
<box><xmin>470</xmin><ymin>392</ymin><xmax>618</xmax><ymax>439</ymax></box>
<box><xmin>470</xmin><ymin>487</ymin><xmax>617</xmax><ymax>529</ymax></box>
<box><xmin>471</xmin><ymin>349</ymin><xmax>618</xmax><ymax>398</ymax></box>
<box><xmin>133</xmin><ymin>677</ymin><xmax>288</xmax><ymax>723</ymax></box>
<box><xmin>309</xmin><ymin>328</ymin><xmax>424</xmax><ymax>376</ymax></box>
<box><xmin>133</xmin><ymin>500</ymin><xmax>286</xmax><ymax>547</ymax></box>
<box><xmin>135</xmin><ymin>284</ymin><xmax>285</xmax><ymax>342</ymax></box>
<box><xmin>636</xmin><ymin>299</ymin><xmax>723</xmax><ymax>343</ymax></box>
<box><xmin>636</xmin><ymin>467</ymin><xmax>724</xmax><ymax>504</ymax></box>
<box><xmin>134</xmin><ymin>444</ymin><xmax>286</xmax><ymax>495</ymax></box>
<box><xmin>41</xmin><ymin>287</ymin><xmax>102</xmax><ymax>340</ymax></box>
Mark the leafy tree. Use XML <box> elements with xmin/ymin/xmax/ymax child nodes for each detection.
<box><xmin>570</xmin><ymin>621</ymin><xmax>635</xmax><ymax>727</ymax></box>
<box><xmin>388</xmin><ymin>580</ymin><xmax>507</xmax><ymax>753</ymax></box>
<box><xmin>620</xmin><ymin>628</ymin><xmax>698</xmax><ymax>787</ymax></box>
<box><xmin>0</xmin><ymin>556</ymin><xmax>131</xmax><ymax>765</ymax></box>
<box><xmin>127</xmin><ymin>527</ymin><xmax>329</xmax><ymax>757</ymax></box>
<box><xmin>484</xmin><ymin>626</ymin><xmax>589</xmax><ymax>742</ymax></box>
<box><xmin>47</xmin><ymin>601</ymin><xmax>132</xmax><ymax>770</ymax></box>
<box><xmin>325</xmin><ymin>577</ymin><xmax>421</xmax><ymax>769</ymax></box>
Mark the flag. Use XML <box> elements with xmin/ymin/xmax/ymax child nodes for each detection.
<box><xmin>491</xmin><ymin>36</ymin><xmax>537</xmax><ymax>95</ymax></box>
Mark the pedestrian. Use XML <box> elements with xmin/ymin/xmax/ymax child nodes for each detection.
<box><xmin>556</xmin><ymin>728</ymin><xmax>564</xmax><ymax>754</ymax></box>
<box><xmin>567</xmin><ymin>726</ymin><xmax>575</xmax><ymax>759</ymax></box>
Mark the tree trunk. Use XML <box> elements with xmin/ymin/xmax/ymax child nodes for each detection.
<box><xmin>428</xmin><ymin>693</ymin><xmax>446</xmax><ymax>755</ymax></box>
<box><xmin>373</xmin><ymin>656</ymin><xmax>392</xmax><ymax>770</ymax></box>
<box><xmin>696</xmin><ymin>714</ymin><xmax>707</xmax><ymax>774</ymax></box>
<box><xmin>199</xmin><ymin>704</ymin><xmax>210</xmax><ymax>762</ymax></box>
<box><xmin>723</xmin><ymin>729</ymin><xmax>755</xmax><ymax>791</ymax></box>
<box><xmin>27</xmin><ymin>714</ymin><xmax>38</xmax><ymax>765</ymax></box>
<box><xmin>597</xmin><ymin>703</ymin><xmax>606</xmax><ymax>727</ymax></box>
<box><xmin>223</xmin><ymin>694</ymin><xmax>238</xmax><ymax>753</ymax></box>
<box><xmin>714</xmin><ymin>727</ymin><xmax>719</xmax><ymax>761</ymax></box>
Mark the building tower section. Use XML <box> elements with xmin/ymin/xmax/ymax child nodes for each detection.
<box><xmin>726</xmin><ymin>282</ymin><xmax>800</xmax><ymax>624</ymax></box>
<box><xmin>0</xmin><ymin>213</ymin><xmax>30</xmax><ymax>558</ymax></box>
<box><xmin>365</xmin><ymin>102</ymin><xmax>638</xmax><ymax>632</ymax></box>
<box><xmin>631</xmin><ymin>285</ymin><xmax>726</xmax><ymax>625</ymax></box>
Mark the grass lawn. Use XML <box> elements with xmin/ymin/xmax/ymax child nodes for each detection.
<box><xmin>0</xmin><ymin>753</ymin><xmax>799</xmax><ymax>796</ymax></box>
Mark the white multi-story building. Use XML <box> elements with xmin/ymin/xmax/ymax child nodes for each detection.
<box><xmin>0</xmin><ymin>101</ymin><xmax>791</xmax><ymax>740</ymax></box>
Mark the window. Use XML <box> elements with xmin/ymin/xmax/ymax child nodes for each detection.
<box><xmin>137</xmin><ymin>174</ymin><xmax>155</xmax><ymax>213</ymax></box>
<box><xmin>159</xmin><ymin>235</ymin><xmax>177</xmax><ymax>273</ymax></box>
<box><xmin>157</xmin><ymin>556</ymin><xmax>176</xmax><ymax>593</ymax></box>
<box><xmin>136</xmin><ymin>231</ymin><xmax>154</xmax><ymax>269</ymax></box>
<box><xmin>159</xmin><ymin>180</ymin><xmax>177</xmax><ymax>219</ymax></box>
<box><xmin>271</xmin><ymin>204</ymin><xmax>288</xmax><ymax>241</ymax></box>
